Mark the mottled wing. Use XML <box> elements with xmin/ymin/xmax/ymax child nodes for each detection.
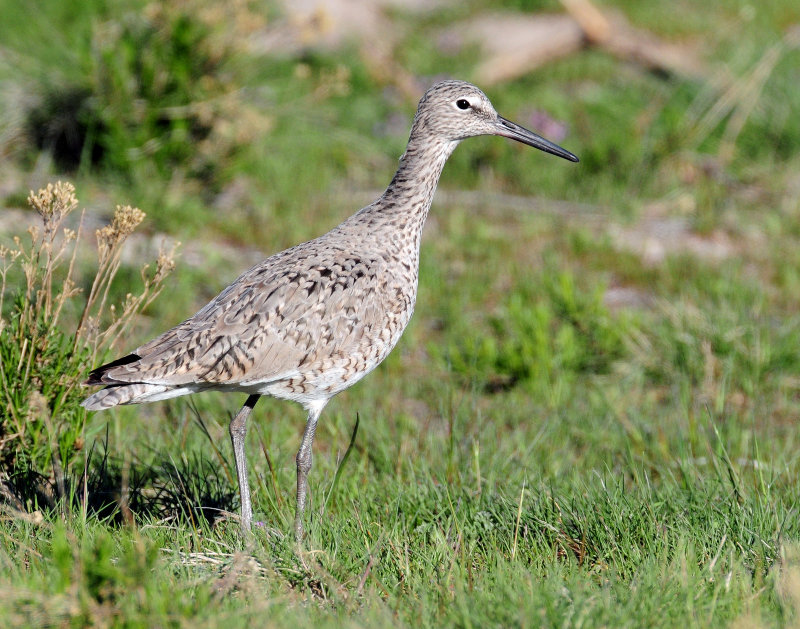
<box><xmin>234</xmin><ymin>253</ymin><xmax>390</xmax><ymax>385</ymax></box>
<box><xmin>96</xmin><ymin>251</ymin><xmax>390</xmax><ymax>388</ymax></box>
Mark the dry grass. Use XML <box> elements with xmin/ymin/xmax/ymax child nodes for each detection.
<box><xmin>0</xmin><ymin>182</ymin><xmax>179</xmax><ymax>501</ymax></box>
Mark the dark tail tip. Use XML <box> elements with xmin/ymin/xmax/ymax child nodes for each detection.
<box><xmin>85</xmin><ymin>353</ymin><xmax>141</xmax><ymax>385</ymax></box>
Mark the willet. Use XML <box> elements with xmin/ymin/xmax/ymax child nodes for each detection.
<box><xmin>82</xmin><ymin>80</ymin><xmax>578</xmax><ymax>540</ymax></box>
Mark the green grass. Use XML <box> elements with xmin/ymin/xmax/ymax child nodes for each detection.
<box><xmin>2</xmin><ymin>0</ymin><xmax>800</xmax><ymax>626</ymax></box>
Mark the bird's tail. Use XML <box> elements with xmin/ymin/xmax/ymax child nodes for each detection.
<box><xmin>82</xmin><ymin>382</ymin><xmax>204</xmax><ymax>410</ymax></box>
<box><xmin>82</xmin><ymin>351</ymin><xmax>204</xmax><ymax>410</ymax></box>
<box><xmin>81</xmin><ymin>383</ymin><xmax>173</xmax><ymax>410</ymax></box>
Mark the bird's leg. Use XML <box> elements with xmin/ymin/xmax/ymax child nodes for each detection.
<box><xmin>294</xmin><ymin>401</ymin><xmax>326</xmax><ymax>542</ymax></box>
<box><xmin>229</xmin><ymin>394</ymin><xmax>260</xmax><ymax>533</ymax></box>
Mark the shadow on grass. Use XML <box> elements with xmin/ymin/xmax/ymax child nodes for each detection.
<box><xmin>3</xmin><ymin>439</ymin><xmax>238</xmax><ymax>528</ymax></box>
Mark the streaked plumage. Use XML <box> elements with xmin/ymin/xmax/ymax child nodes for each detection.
<box><xmin>83</xmin><ymin>80</ymin><xmax>578</xmax><ymax>540</ymax></box>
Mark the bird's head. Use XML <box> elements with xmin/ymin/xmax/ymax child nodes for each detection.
<box><xmin>412</xmin><ymin>80</ymin><xmax>578</xmax><ymax>162</ymax></box>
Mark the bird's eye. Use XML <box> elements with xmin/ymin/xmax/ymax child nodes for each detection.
<box><xmin>455</xmin><ymin>99</ymin><xmax>470</xmax><ymax>110</ymax></box>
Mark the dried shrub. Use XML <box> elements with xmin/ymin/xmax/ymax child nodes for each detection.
<box><xmin>0</xmin><ymin>182</ymin><xmax>177</xmax><ymax>507</ymax></box>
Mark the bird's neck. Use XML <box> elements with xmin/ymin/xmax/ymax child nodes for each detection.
<box><xmin>355</xmin><ymin>131</ymin><xmax>459</xmax><ymax>251</ymax></box>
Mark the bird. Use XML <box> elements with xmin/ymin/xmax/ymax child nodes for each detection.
<box><xmin>82</xmin><ymin>79</ymin><xmax>579</xmax><ymax>541</ymax></box>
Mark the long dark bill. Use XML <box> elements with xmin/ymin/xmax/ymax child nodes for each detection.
<box><xmin>495</xmin><ymin>116</ymin><xmax>579</xmax><ymax>163</ymax></box>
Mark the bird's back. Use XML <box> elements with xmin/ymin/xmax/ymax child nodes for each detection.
<box><xmin>83</xmin><ymin>209</ymin><xmax>420</xmax><ymax>409</ymax></box>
